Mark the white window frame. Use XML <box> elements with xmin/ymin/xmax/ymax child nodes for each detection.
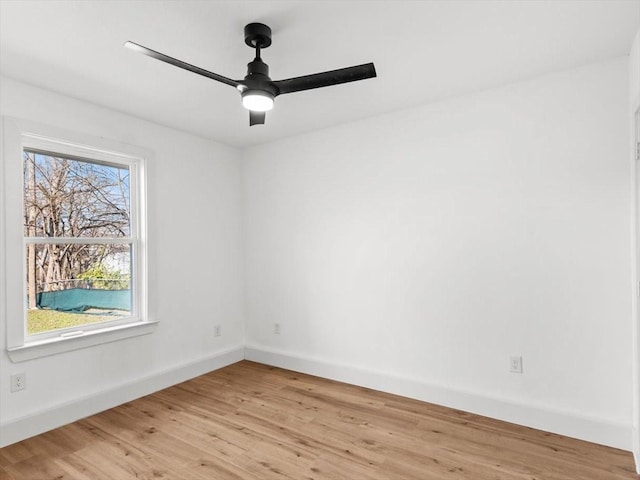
<box><xmin>2</xmin><ymin>117</ymin><xmax>155</xmax><ymax>362</ymax></box>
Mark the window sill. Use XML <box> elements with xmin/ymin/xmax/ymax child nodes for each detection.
<box><xmin>7</xmin><ymin>320</ymin><xmax>158</xmax><ymax>363</ymax></box>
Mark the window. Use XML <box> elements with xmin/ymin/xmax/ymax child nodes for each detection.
<box><xmin>3</xmin><ymin>118</ymin><xmax>153</xmax><ymax>361</ymax></box>
<box><xmin>23</xmin><ymin>150</ymin><xmax>135</xmax><ymax>338</ymax></box>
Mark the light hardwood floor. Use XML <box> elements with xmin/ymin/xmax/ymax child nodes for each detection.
<box><xmin>0</xmin><ymin>360</ymin><xmax>637</xmax><ymax>479</ymax></box>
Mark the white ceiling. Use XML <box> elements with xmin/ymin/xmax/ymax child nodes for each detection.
<box><xmin>1</xmin><ymin>1</ymin><xmax>639</xmax><ymax>148</ymax></box>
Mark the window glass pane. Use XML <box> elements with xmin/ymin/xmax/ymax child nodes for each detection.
<box><xmin>26</xmin><ymin>243</ymin><xmax>132</xmax><ymax>335</ymax></box>
<box><xmin>23</xmin><ymin>150</ymin><xmax>130</xmax><ymax>238</ymax></box>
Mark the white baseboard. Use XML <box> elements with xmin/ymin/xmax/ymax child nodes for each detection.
<box><xmin>2</xmin><ymin>344</ymin><xmax>631</xmax><ymax>453</ymax></box>
<box><xmin>245</xmin><ymin>344</ymin><xmax>631</xmax><ymax>452</ymax></box>
<box><xmin>0</xmin><ymin>345</ymin><xmax>244</xmax><ymax>447</ymax></box>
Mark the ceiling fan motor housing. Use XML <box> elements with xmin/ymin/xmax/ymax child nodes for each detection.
<box><xmin>244</xmin><ymin>59</ymin><xmax>278</xmax><ymax>95</ymax></box>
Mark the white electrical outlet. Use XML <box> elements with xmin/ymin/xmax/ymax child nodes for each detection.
<box><xmin>274</xmin><ymin>323</ymin><xmax>281</xmax><ymax>335</ymax></box>
<box><xmin>509</xmin><ymin>356</ymin><xmax>523</xmax><ymax>374</ymax></box>
<box><xmin>214</xmin><ymin>325</ymin><xmax>222</xmax><ymax>337</ymax></box>
<box><xmin>10</xmin><ymin>373</ymin><xmax>26</xmax><ymax>392</ymax></box>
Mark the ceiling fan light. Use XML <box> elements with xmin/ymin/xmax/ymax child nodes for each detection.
<box><xmin>241</xmin><ymin>90</ymin><xmax>274</xmax><ymax>112</ymax></box>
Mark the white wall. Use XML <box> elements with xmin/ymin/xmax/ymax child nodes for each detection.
<box><xmin>0</xmin><ymin>77</ymin><xmax>245</xmax><ymax>445</ymax></box>
<box><xmin>242</xmin><ymin>58</ymin><xmax>632</xmax><ymax>449</ymax></box>
<box><xmin>629</xmin><ymin>27</ymin><xmax>640</xmax><ymax>471</ymax></box>
<box><xmin>631</xmin><ymin>30</ymin><xmax>640</xmax><ymax>110</ymax></box>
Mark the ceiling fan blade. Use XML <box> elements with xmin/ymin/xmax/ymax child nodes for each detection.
<box><xmin>124</xmin><ymin>41</ymin><xmax>240</xmax><ymax>88</ymax></box>
<box><xmin>274</xmin><ymin>63</ymin><xmax>376</xmax><ymax>95</ymax></box>
<box><xmin>250</xmin><ymin>111</ymin><xmax>266</xmax><ymax>126</ymax></box>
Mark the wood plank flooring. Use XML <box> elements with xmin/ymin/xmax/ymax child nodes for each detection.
<box><xmin>0</xmin><ymin>360</ymin><xmax>637</xmax><ymax>479</ymax></box>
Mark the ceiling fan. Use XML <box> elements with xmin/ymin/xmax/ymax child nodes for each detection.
<box><xmin>124</xmin><ymin>23</ymin><xmax>376</xmax><ymax>126</ymax></box>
